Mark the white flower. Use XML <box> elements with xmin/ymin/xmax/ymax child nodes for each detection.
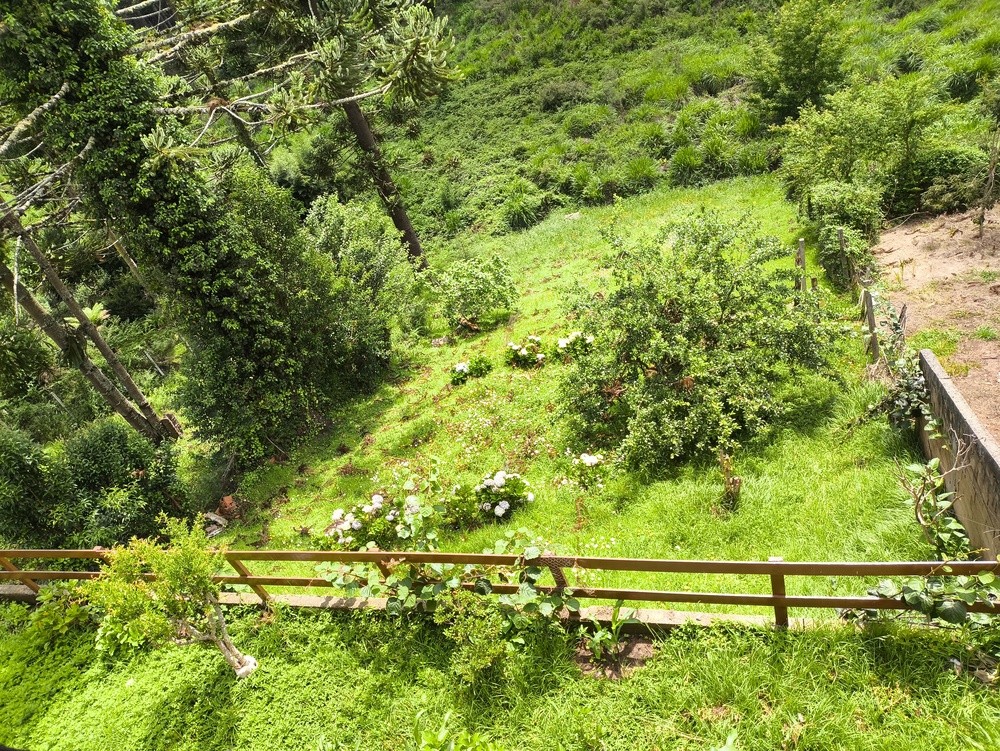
<box><xmin>332</xmin><ymin>509</ymin><xmax>345</xmax><ymax>522</ymax></box>
<box><xmin>508</xmin><ymin>341</ymin><xmax>519</xmax><ymax>349</ymax></box>
<box><xmin>527</xmin><ymin>492</ymin><xmax>535</xmax><ymax>502</ymax></box>
<box><xmin>483</xmin><ymin>478</ymin><xmax>495</xmax><ymax>488</ymax></box>
<box><xmin>455</xmin><ymin>362</ymin><xmax>470</xmax><ymax>373</ymax></box>
<box><xmin>371</xmin><ymin>495</ymin><xmax>383</xmax><ymax>511</ymax></box>
<box><xmin>493</xmin><ymin>471</ymin><xmax>507</xmax><ymax>487</ymax></box>
<box><xmin>536</xmin><ymin>353</ymin><xmax>545</xmax><ymax>361</ymax></box>
<box><xmin>481</xmin><ymin>502</ymin><xmax>492</xmax><ymax>511</ymax></box>
<box><xmin>519</xmin><ymin>348</ymin><xmax>528</xmax><ymax>356</ymax></box>
<box><xmin>528</xmin><ymin>336</ymin><xmax>541</xmax><ymax>343</ymax></box>
<box><xmin>351</xmin><ymin>520</ymin><xmax>362</xmax><ymax>530</ymax></box>
<box><xmin>580</xmin><ymin>453</ymin><xmax>602</xmax><ymax>467</ymax></box>
<box><xmin>494</xmin><ymin>505</ymin><xmax>505</xmax><ymax>517</ymax></box>
<box><xmin>558</xmin><ymin>338</ymin><xmax>569</xmax><ymax>349</ymax></box>
<box><xmin>585</xmin><ymin>335</ymin><xmax>595</xmax><ymax>344</ymax></box>
<box><xmin>386</xmin><ymin>510</ymin><xmax>397</xmax><ymax>522</ymax></box>
<box><xmin>362</xmin><ymin>504</ymin><xmax>373</xmax><ymax>514</ymax></box>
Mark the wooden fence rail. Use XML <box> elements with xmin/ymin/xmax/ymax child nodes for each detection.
<box><xmin>3</xmin><ymin>550</ymin><xmax>1000</xmax><ymax>628</ymax></box>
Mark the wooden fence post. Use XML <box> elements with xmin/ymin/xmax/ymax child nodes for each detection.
<box><xmin>796</xmin><ymin>238</ymin><xmax>806</xmax><ymax>293</ymax></box>
<box><xmin>769</xmin><ymin>556</ymin><xmax>789</xmax><ymax>629</ymax></box>
<box><xmin>861</xmin><ymin>289</ymin><xmax>881</xmax><ymax>363</ymax></box>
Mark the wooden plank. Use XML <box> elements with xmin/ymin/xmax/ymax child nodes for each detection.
<box><xmin>0</xmin><ymin>559</ymin><xmax>39</xmax><ymax>593</ymax></box>
<box><xmin>225</xmin><ymin>554</ymin><xmax>271</xmax><ymax>604</ymax></box>
<box><xmin>2</xmin><ymin>549</ymin><xmax>999</xmax><ymax>577</ymax></box>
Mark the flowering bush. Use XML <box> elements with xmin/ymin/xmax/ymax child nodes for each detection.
<box><xmin>474</xmin><ymin>470</ymin><xmax>534</xmax><ymax>522</ymax></box>
<box><xmin>570</xmin><ymin>451</ymin><xmax>606</xmax><ymax>490</ymax></box>
<box><xmin>451</xmin><ymin>355</ymin><xmax>492</xmax><ymax>385</ymax></box>
<box><xmin>555</xmin><ymin>331</ymin><xmax>594</xmax><ymax>361</ymax></box>
<box><xmin>506</xmin><ymin>336</ymin><xmax>545</xmax><ymax>368</ymax></box>
<box><xmin>325</xmin><ymin>485</ymin><xmax>438</xmax><ymax>551</ymax></box>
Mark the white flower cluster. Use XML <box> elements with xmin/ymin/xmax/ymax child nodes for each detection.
<box><xmin>454</xmin><ymin>362</ymin><xmax>470</xmax><ymax>373</ymax></box>
<box><xmin>575</xmin><ymin>452</ymin><xmax>603</xmax><ymax>467</ymax></box>
<box><xmin>327</xmin><ymin>493</ymin><xmax>400</xmax><ymax>545</ymax></box>
<box><xmin>557</xmin><ymin>331</ymin><xmax>595</xmax><ymax>350</ymax></box>
<box><xmin>474</xmin><ymin>470</ymin><xmax>534</xmax><ymax>519</ymax></box>
<box><xmin>507</xmin><ymin>337</ymin><xmax>545</xmax><ymax>366</ymax></box>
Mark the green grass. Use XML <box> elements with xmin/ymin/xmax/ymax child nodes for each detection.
<box><xmin>3</xmin><ymin>611</ymin><xmax>999</xmax><ymax>751</ymax></box>
<box><xmin>218</xmin><ymin>175</ymin><xmax>928</xmax><ymax>621</ymax></box>
<box><xmin>974</xmin><ymin>326</ymin><xmax>999</xmax><ymax>341</ymax></box>
<box><xmin>909</xmin><ymin>328</ymin><xmax>961</xmax><ymax>359</ymax></box>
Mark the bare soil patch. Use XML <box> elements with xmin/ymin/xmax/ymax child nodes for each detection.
<box><xmin>574</xmin><ymin>635</ymin><xmax>656</xmax><ymax>680</ymax></box>
<box><xmin>875</xmin><ymin>209</ymin><xmax>1000</xmax><ymax>441</ymax></box>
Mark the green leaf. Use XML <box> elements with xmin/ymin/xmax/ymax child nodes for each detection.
<box><xmin>523</xmin><ymin>546</ymin><xmax>541</xmax><ymax>561</ymax></box>
<box><xmin>935</xmin><ymin>600</ymin><xmax>968</xmax><ymax>624</ymax></box>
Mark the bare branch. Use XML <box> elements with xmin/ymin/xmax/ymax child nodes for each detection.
<box><xmin>11</xmin><ymin>138</ymin><xmax>95</xmax><ymax>214</ymax></box>
<box><xmin>135</xmin><ymin>13</ymin><xmax>254</xmax><ymax>64</ymax></box>
<box><xmin>0</xmin><ymin>83</ymin><xmax>70</xmax><ymax>159</ymax></box>
<box><xmin>116</xmin><ymin>0</ymin><xmax>163</xmax><ymax>16</ymax></box>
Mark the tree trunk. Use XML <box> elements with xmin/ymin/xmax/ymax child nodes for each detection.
<box><xmin>342</xmin><ymin>100</ymin><xmax>426</xmax><ymax>268</ymax></box>
<box><xmin>201</xmin><ymin>68</ymin><xmax>269</xmax><ymax>170</ymax></box>
<box><xmin>0</xmin><ymin>205</ymin><xmax>168</xmax><ymax>440</ymax></box>
<box><xmin>0</xmin><ymin>261</ymin><xmax>163</xmax><ymax>442</ymax></box>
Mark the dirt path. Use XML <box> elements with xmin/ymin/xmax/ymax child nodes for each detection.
<box><xmin>875</xmin><ymin>208</ymin><xmax>1000</xmax><ymax>441</ymax></box>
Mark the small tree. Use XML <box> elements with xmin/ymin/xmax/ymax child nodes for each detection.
<box><xmin>86</xmin><ymin>518</ymin><xmax>257</xmax><ymax>678</ymax></box>
<box><xmin>755</xmin><ymin>0</ymin><xmax>847</xmax><ymax>122</ymax></box>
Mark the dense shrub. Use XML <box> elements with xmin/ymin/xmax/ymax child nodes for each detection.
<box><xmin>438</xmin><ymin>254</ymin><xmax>517</xmax><ymax>327</ymax></box>
<box><xmin>0</xmin><ymin>425</ymin><xmax>64</xmax><ymax>546</ymax></box>
<box><xmin>537</xmin><ymin>79</ymin><xmax>592</xmax><ymax>111</ymax></box>
<box><xmin>807</xmin><ymin>181</ymin><xmax>885</xmax><ymax>238</ymax></box>
<box><xmin>565</xmin><ymin>212</ymin><xmax>834</xmax><ymax>471</ymax></box>
<box><xmin>780</xmin><ymin>77</ymin><xmax>941</xmax><ymax>219</ymax></box>
<box><xmin>61</xmin><ymin>418</ymin><xmax>186</xmax><ymax>547</ymax></box>
<box><xmin>902</xmin><ymin>143</ymin><xmax>988</xmax><ymax>214</ymax></box>
<box><xmin>181</xmin><ymin>170</ymin><xmax>402</xmax><ymax>462</ymax></box>
<box><xmin>0</xmin><ymin>316</ymin><xmax>51</xmax><ymax>400</ymax></box>
<box><xmin>563</xmin><ymin>104</ymin><xmax>615</xmax><ymax>138</ymax></box>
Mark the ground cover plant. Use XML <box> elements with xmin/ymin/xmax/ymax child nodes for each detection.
<box><xmin>3</xmin><ymin>605</ymin><xmax>1000</xmax><ymax>751</ymax></box>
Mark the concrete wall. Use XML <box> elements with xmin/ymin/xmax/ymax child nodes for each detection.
<box><xmin>918</xmin><ymin>350</ymin><xmax>1000</xmax><ymax>559</ymax></box>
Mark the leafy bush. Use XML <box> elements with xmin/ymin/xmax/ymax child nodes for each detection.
<box><xmin>451</xmin><ymin>355</ymin><xmax>493</xmax><ymax>385</ymax></box>
<box><xmin>753</xmin><ymin>0</ymin><xmax>847</xmax><ymax>121</ymax></box>
<box><xmin>61</xmin><ymin>418</ymin><xmax>186</xmax><ymax>547</ymax></box>
<box><xmin>807</xmin><ymin>181</ymin><xmax>886</xmax><ymax>238</ymax></box>
<box><xmin>911</xmin><ymin>144</ymin><xmax>989</xmax><ymax>214</ymax></box>
<box><xmin>563</xmin><ymin>104</ymin><xmax>615</xmax><ymax>138</ymax></box>
<box><xmin>565</xmin><ymin>212</ymin><xmax>834</xmax><ymax>470</ymax></box>
<box><xmin>86</xmin><ymin>518</ymin><xmax>258</xmax><ymax>676</ymax></box>
<box><xmin>438</xmin><ymin>254</ymin><xmax>517</xmax><ymax>327</ymax></box>
<box><xmin>0</xmin><ymin>425</ymin><xmax>64</xmax><ymax>546</ymax></box>
<box><xmin>780</xmin><ymin>77</ymin><xmax>940</xmax><ymax>219</ymax></box>
<box><xmin>472</xmin><ymin>470</ymin><xmax>534</xmax><ymax>523</ymax></box>
<box><xmin>555</xmin><ymin>331</ymin><xmax>595</xmax><ymax>361</ymax></box>
<box><xmin>180</xmin><ymin>169</ymin><xmax>404</xmax><ymax>464</ymax></box>
<box><xmin>537</xmin><ymin>79</ymin><xmax>592</xmax><ymax>112</ymax></box>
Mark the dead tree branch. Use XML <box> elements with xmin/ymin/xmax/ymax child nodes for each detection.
<box><xmin>0</xmin><ymin>82</ymin><xmax>70</xmax><ymax>159</ymax></box>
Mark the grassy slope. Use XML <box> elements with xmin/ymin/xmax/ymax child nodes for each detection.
<box><xmin>221</xmin><ymin>175</ymin><xmax>927</xmax><ymax>619</ymax></box>
<box><xmin>3</xmin><ymin>611</ymin><xmax>999</xmax><ymax>751</ymax></box>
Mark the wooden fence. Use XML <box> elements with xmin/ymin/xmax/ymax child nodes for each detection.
<box><xmin>3</xmin><ymin>549</ymin><xmax>1000</xmax><ymax>629</ymax></box>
